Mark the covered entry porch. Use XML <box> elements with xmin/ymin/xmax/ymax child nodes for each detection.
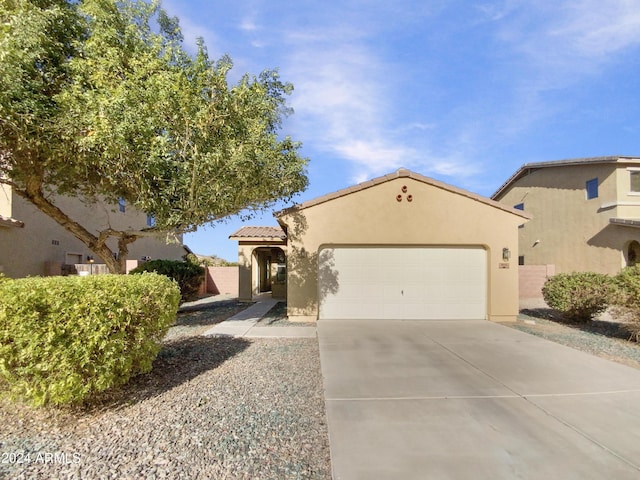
<box><xmin>229</xmin><ymin>226</ymin><xmax>287</xmax><ymax>302</ymax></box>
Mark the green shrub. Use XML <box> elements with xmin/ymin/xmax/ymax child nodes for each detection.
<box><xmin>542</xmin><ymin>272</ymin><xmax>612</xmax><ymax>322</ymax></box>
<box><xmin>0</xmin><ymin>273</ymin><xmax>180</xmax><ymax>406</ymax></box>
<box><xmin>612</xmin><ymin>265</ymin><xmax>640</xmax><ymax>341</ymax></box>
<box><xmin>130</xmin><ymin>259</ymin><xmax>204</xmax><ymax>302</ymax></box>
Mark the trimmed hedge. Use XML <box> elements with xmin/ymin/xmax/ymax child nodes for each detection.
<box><xmin>129</xmin><ymin>259</ymin><xmax>204</xmax><ymax>302</ymax></box>
<box><xmin>0</xmin><ymin>273</ymin><xmax>180</xmax><ymax>406</ymax></box>
<box><xmin>542</xmin><ymin>272</ymin><xmax>612</xmax><ymax>322</ymax></box>
<box><xmin>613</xmin><ymin>265</ymin><xmax>640</xmax><ymax>341</ymax></box>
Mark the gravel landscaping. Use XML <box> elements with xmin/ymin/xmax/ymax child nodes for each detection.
<box><xmin>166</xmin><ymin>298</ymin><xmax>250</xmax><ymax>341</ymax></box>
<box><xmin>508</xmin><ymin>301</ymin><xmax>640</xmax><ymax>370</ymax></box>
<box><xmin>0</xmin><ymin>299</ymin><xmax>331</xmax><ymax>480</ymax></box>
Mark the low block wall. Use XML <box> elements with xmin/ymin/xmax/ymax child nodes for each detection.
<box><xmin>519</xmin><ymin>264</ymin><xmax>555</xmax><ymax>299</ymax></box>
<box><xmin>199</xmin><ymin>266</ymin><xmax>239</xmax><ymax>296</ymax></box>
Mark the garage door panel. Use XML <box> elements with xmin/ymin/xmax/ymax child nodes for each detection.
<box><xmin>319</xmin><ymin>247</ymin><xmax>487</xmax><ymax>320</ymax></box>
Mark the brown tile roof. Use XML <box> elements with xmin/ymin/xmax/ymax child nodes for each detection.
<box><xmin>0</xmin><ymin>215</ymin><xmax>24</xmax><ymax>228</ymax></box>
<box><xmin>275</xmin><ymin>168</ymin><xmax>530</xmax><ymax>220</ymax></box>
<box><xmin>492</xmin><ymin>155</ymin><xmax>640</xmax><ymax>200</ymax></box>
<box><xmin>229</xmin><ymin>226</ymin><xmax>286</xmax><ymax>240</ymax></box>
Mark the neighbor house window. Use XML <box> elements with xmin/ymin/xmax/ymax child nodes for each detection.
<box><xmin>146</xmin><ymin>214</ymin><xmax>156</xmax><ymax>227</ymax></box>
<box><xmin>586</xmin><ymin>178</ymin><xmax>598</xmax><ymax>199</ymax></box>
<box><xmin>118</xmin><ymin>197</ymin><xmax>126</xmax><ymax>213</ymax></box>
<box><xmin>514</xmin><ymin>203</ymin><xmax>524</xmax><ymax>228</ymax></box>
<box><xmin>631</xmin><ymin>171</ymin><xmax>640</xmax><ymax>193</ymax></box>
<box><xmin>518</xmin><ymin>255</ymin><xmax>525</xmax><ymax>266</ymax></box>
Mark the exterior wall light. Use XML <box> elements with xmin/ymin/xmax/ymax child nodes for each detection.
<box><xmin>502</xmin><ymin>248</ymin><xmax>511</xmax><ymax>261</ymax></box>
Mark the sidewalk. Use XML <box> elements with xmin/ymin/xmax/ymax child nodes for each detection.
<box><xmin>201</xmin><ymin>295</ymin><xmax>316</xmax><ymax>338</ymax></box>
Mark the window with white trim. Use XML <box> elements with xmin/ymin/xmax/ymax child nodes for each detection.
<box><xmin>631</xmin><ymin>171</ymin><xmax>640</xmax><ymax>193</ymax></box>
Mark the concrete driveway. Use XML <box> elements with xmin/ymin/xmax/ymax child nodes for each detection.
<box><xmin>317</xmin><ymin>319</ymin><xmax>640</xmax><ymax>480</ymax></box>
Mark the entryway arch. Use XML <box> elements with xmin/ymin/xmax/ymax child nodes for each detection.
<box><xmin>626</xmin><ymin>240</ymin><xmax>640</xmax><ymax>267</ymax></box>
<box><xmin>252</xmin><ymin>247</ymin><xmax>286</xmax><ymax>295</ymax></box>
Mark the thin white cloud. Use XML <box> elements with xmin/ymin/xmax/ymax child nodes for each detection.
<box><xmin>497</xmin><ymin>0</ymin><xmax>640</xmax><ymax>85</ymax></box>
<box><xmin>286</xmin><ymin>39</ymin><xmax>418</xmax><ymax>181</ymax></box>
<box><xmin>547</xmin><ymin>0</ymin><xmax>640</xmax><ymax>59</ymax></box>
<box><xmin>459</xmin><ymin>0</ymin><xmax>640</xmax><ymax>156</ymax></box>
<box><xmin>162</xmin><ymin>0</ymin><xmax>640</xmax><ymax>194</ymax></box>
<box><xmin>239</xmin><ymin>18</ymin><xmax>258</xmax><ymax>32</ymax></box>
<box><xmin>161</xmin><ymin>0</ymin><xmax>222</xmax><ymax>55</ymax></box>
<box><xmin>475</xmin><ymin>1</ymin><xmax>520</xmax><ymax>22</ymax></box>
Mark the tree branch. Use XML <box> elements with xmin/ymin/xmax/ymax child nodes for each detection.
<box><xmin>14</xmin><ymin>177</ymin><xmax>125</xmax><ymax>273</ymax></box>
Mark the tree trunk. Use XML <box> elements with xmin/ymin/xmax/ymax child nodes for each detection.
<box><xmin>14</xmin><ymin>179</ymin><xmax>127</xmax><ymax>273</ymax></box>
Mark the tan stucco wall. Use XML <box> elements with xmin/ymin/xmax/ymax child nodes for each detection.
<box><xmin>0</xmin><ymin>188</ymin><xmax>185</xmax><ymax>278</ymax></box>
<box><xmin>615</xmin><ymin>166</ymin><xmax>640</xmax><ymax>217</ymax></box>
<box><xmin>278</xmin><ymin>177</ymin><xmax>525</xmax><ymax>322</ymax></box>
<box><xmin>0</xmin><ymin>184</ymin><xmax>12</xmax><ymax>218</ymax></box>
<box><xmin>496</xmin><ymin>164</ymin><xmax>640</xmax><ymax>275</ymax></box>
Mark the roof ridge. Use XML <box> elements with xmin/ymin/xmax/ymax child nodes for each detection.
<box><xmin>275</xmin><ymin>168</ymin><xmax>530</xmax><ymax>220</ymax></box>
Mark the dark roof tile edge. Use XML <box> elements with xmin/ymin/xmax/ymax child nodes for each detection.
<box><xmin>0</xmin><ymin>215</ymin><xmax>24</xmax><ymax>228</ymax></box>
<box><xmin>228</xmin><ymin>225</ymin><xmax>286</xmax><ymax>240</ymax></box>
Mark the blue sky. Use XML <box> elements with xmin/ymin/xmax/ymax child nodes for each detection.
<box><xmin>167</xmin><ymin>0</ymin><xmax>640</xmax><ymax>261</ymax></box>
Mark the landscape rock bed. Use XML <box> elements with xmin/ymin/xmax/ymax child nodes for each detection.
<box><xmin>510</xmin><ymin>309</ymin><xmax>640</xmax><ymax>370</ymax></box>
<box><xmin>0</xmin><ymin>304</ymin><xmax>331</xmax><ymax>479</ymax></box>
<box><xmin>167</xmin><ymin>299</ymin><xmax>250</xmax><ymax>341</ymax></box>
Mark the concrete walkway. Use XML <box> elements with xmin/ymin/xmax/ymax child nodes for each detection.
<box><xmin>201</xmin><ymin>295</ymin><xmax>316</xmax><ymax>338</ymax></box>
<box><xmin>318</xmin><ymin>319</ymin><xmax>640</xmax><ymax>480</ymax></box>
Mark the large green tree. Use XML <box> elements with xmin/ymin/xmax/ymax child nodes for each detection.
<box><xmin>0</xmin><ymin>0</ymin><xmax>308</xmax><ymax>273</ymax></box>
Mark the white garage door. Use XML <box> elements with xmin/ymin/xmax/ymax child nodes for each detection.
<box><xmin>318</xmin><ymin>247</ymin><xmax>487</xmax><ymax>320</ymax></box>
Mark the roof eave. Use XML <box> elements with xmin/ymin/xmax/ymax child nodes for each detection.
<box><xmin>0</xmin><ymin>217</ymin><xmax>24</xmax><ymax>228</ymax></box>
<box><xmin>492</xmin><ymin>155</ymin><xmax>640</xmax><ymax>200</ymax></box>
<box><xmin>276</xmin><ymin>168</ymin><xmax>530</xmax><ymax>220</ymax></box>
<box><xmin>610</xmin><ymin>218</ymin><xmax>640</xmax><ymax>228</ymax></box>
<box><xmin>229</xmin><ymin>236</ymin><xmax>286</xmax><ymax>242</ymax></box>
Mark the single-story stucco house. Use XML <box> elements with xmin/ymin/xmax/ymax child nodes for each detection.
<box><xmin>230</xmin><ymin>169</ymin><xmax>530</xmax><ymax>322</ymax></box>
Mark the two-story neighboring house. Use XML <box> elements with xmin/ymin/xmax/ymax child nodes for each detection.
<box><xmin>492</xmin><ymin>156</ymin><xmax>640</xmax><ymax>276</ymax></box>
<box><xmin>0</xmin><ymin>184</ymin><xmax>188</xmax><ymax>278</ymax></box>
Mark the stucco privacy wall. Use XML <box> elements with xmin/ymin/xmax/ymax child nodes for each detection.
<box><xmin>277</xmin><ymin>172</ymin><xmax>529</xmax><ymax>322</ymax></box>
<box><xmin>197</xmin><ymin>266</ymin><xmax>239</xmax><ymax>296</ymax></box>
<box><xmin>519</xmin><ymin>264</ymin><xmax>555</xmax><ymax>299</ymax></box>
